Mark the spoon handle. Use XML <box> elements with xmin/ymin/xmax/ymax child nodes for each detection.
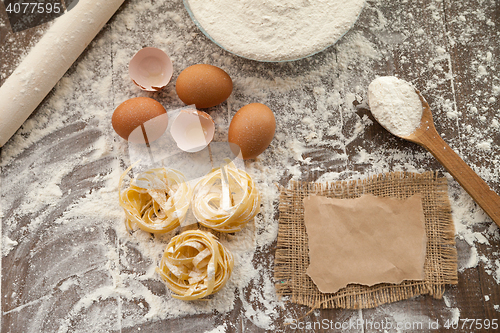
<box><xmin>419</xmin><ymin>132</ymin><xmax>500</xmax><ymax>227</ymax></box>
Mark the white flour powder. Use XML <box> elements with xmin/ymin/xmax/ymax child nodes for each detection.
<box><xmin>186</xmin><ymin>0</ymin><xmax>365</xmax><ymax>61</ymax></box>
<box><xmin>368</xmin><ymin>76</ymin><xmax>423</xmax><ymax>137</ymax></box>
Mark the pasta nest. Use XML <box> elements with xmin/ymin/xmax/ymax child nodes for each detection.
<box><xmin>119</xmin><ymin>167</ymin><xmax>191</xmax><ymax>234</ymax></box>
<box><xmin>156</xmin><ymin>230</ymin><xmax>234</xmax><ymax>300</ymax></box>
<box><xmin>192</xmin><ymin>161</ymin><xmax>260</xmax><ymax>233</ymax></box>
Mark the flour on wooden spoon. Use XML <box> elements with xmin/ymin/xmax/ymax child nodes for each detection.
<box><xmin>368</xmin><ymin>76</ymin><xmax>423</xmax><ymax>137</ymax></box>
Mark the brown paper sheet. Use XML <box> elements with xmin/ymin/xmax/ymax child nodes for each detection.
<box><xmin>304</xmin><ymin>194</ymin><xmax>427</xmax><ymax>294</ymax></box>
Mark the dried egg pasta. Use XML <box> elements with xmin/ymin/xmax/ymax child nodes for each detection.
<box><xmin>119</xmin><ymin>167</ymin><xmax>191</xmax><ymax>233</ymax></box>
<box><xmin>192</xmin><ymin>161</ymin><xmax>260</xmax><ymax>232</ymax></box>
<box><xmin>156</xmin><ymin>230</ymin><xmax>234</xmax><ymax>300</ymax></box>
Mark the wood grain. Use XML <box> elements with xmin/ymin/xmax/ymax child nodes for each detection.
<box><xmin>404</xmin><ymin>95</ymin><xmax>500</xmax><ymax>228</ymax></box>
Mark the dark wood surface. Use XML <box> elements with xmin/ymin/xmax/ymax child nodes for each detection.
<box><xmin>1</xmin><ymin>0</ymin><xmax>499</xmax><ymax>332</ymax></box>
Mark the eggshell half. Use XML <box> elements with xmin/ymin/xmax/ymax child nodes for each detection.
<box><xmin>170</xmin><ymin>109</ymin><xmax>215</xmax><ymax>152</ymax></box>
<box><xmin>228</xmin><ymin>103</ymin><xmax>276</xmax><ymax>159</ymax></box>
<box><xmin>129</xmin><ymin>47</ymin><xmax>173</xmax><ymax>91</ymax></box>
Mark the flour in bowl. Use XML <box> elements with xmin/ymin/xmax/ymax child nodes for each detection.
<box><xmin>185</xmin><ymin>0</ymin><xmax>365</xmax><ymax>61</ymax></box>
<box><xmin>368</xmin><ymin>76</ymin><xmax>423</xmax><ymax>137</ymax></box>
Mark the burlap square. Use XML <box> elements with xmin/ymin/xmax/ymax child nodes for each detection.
<box><xmin>275</xmin><ymin>172</ymin><xmax>458</xmax><ymax>309</ymax></box>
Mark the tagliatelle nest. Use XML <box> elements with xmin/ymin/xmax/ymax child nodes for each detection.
<box><xmin>191</xmin><ymin>161</ymin><xmax>261</xmax><ymax>233</ymax></box>
<box><xmin>156</xmin><ymin>230</ymin><xmax>234</xmax><ymax>300</ymax></box>
<box><xmin>119</xmin><ymin>167</ymin><xmax>191</xmax><ymax>234</ymax></box>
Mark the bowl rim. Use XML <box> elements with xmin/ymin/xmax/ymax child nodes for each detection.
<box><xmin>182</xmin><ymin>0</ymin><xmax>366</xmax><ymax>63</ymax></box>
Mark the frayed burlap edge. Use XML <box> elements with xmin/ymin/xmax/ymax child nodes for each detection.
<box><xmin>274</xmin><ymin>171</ymin><xmax>458</xmax><ymax>309</ymax></box>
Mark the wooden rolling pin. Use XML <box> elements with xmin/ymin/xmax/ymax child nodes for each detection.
<box><xmin>0</xmin><ymin>0</ymin><xmax>125</xmax><ymax>147</ymax></box>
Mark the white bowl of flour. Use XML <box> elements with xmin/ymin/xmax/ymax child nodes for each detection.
<box><xmin>183</xmin><ymin>0</ymin><xmax>365</xmax><ymax>62</ymax></box>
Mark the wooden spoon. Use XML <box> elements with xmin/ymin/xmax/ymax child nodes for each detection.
<box><xmin>398</xmin><ymin>91</ymin><xmax>500</xmax><ymax>228</ymax></box>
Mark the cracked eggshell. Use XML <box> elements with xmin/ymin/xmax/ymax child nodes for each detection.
<box><xmin>170</xmin><ymin>109</ymin><xmax>215</xmax><ymax>152</ymax></box>
<box><xmin>129</xmin><ymin>47</ymin><xmax>173</xmax><ymax>91</ymax></box>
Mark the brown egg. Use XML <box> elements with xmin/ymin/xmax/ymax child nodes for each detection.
<box><xmin>228</xmin><ymin>103</ymin><xmax>276</xmax><ymax>160</ymax></box>
<box><xmin>112</xmin><ymin>97</ymin><xmax>168</xmax><ymax>143</ymax></box>
<box><xmin>176</xmin><ymin>64</ymin><xmax>233</xmax><ymax>108</ymax></box>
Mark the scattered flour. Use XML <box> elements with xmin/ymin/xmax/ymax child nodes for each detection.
<box><xmin>449</xmin><ymin>307</ymin><xmax>460</xmax><ymax>323</ymax></box>
<box><xmin>2</xmin><ymin>236</ymin><xmax>18</xmax><ymax>256</ymax></box>
<box><xmin>186</xmin><ymin>0</ymin><xmax>365</xmax><ymax>61</ymax></box>
<box><xmin>205</xmin><ymin>323</ymin><xmax>227</xmax><ymax>333</ymax></box>
<box><xmin>368</xmin><ymin>76</ymin><xmax>423</xmax><ymax>136</ymax></box>
<box><xmin>477</xmin><ymin>140</ymin><xmax>492</xmax><ymax>151</ymax></box>
<box><xmin>58</xmin><ymin>278</ymin><xmax>79</xmax><ymax>292</ymax></box>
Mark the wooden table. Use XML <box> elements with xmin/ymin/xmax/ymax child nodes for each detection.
<box><xmin>1</xmin><ymin>0</ymin><xmax>499</xmax><ymax>332</ymax></box>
